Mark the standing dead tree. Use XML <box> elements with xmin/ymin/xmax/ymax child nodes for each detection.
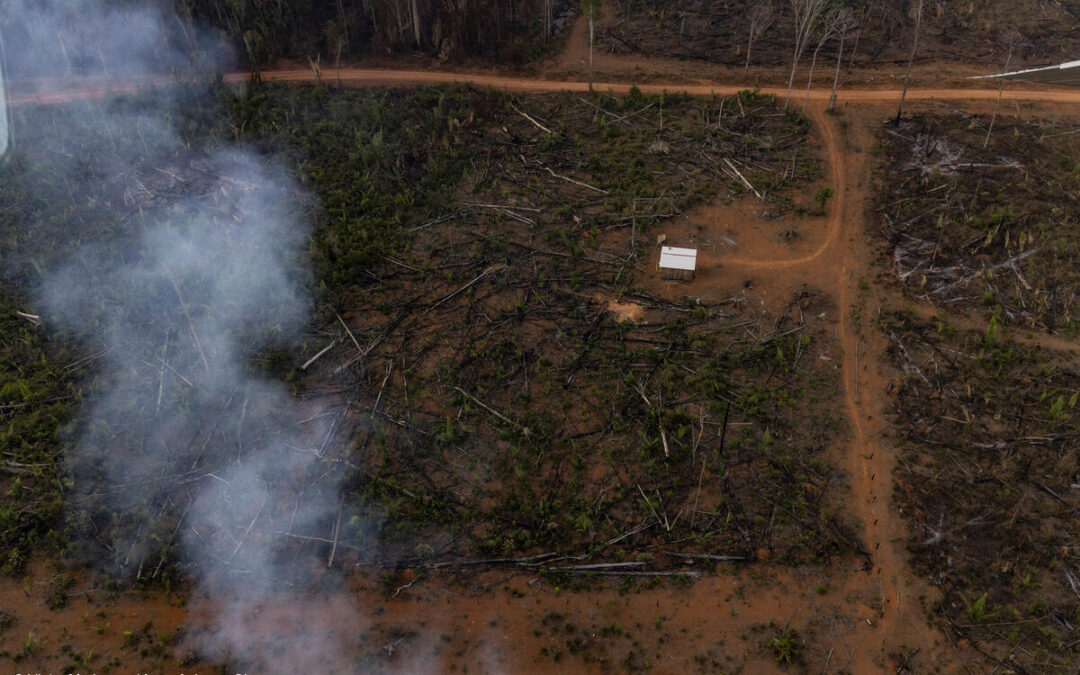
<box><xmin>543</xmin><ymin>0</ymin><xmax>555</xmax><ymax>40</ymax></box>
<box><xmin>786</xmin><ymin>0</ymin><xmax>831</xmax><ymax>108</ymax></box>
<box><xmin>828</xmin><ymin>8</ymin><xmax>857</xmax><ymax>111</ymax></box>
<box><xmin>744</xmin><ymin>0</ymin><xmax>775</xmax><ymax>69</ymax></box>
<box><xmin>896</xmin><ymin>0</ymin><xmax>926</xmax><ymax>125</ymax></box>
<box><xmin>582</xmin><ymin>0</ymin><xmax>602</xmax><ymax>91</ymax></box>
<box><xmin>847</xmin><ymin>2</ymin><xmax>872</xmax><ymax>66</ymax></box>
<box><xmin>802</xmin><ymin>7</ymin><xmax>848</xmax><ymax>113</ymax></box>
<box><xmin>984</xmin><ymin>29</ymin><xmax>1022</xmax><ymax>147</ymax></box>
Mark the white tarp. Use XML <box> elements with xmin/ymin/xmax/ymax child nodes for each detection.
<box><xmin>659</xmin><ymin>246</ymin><xmax>697</xmax><ymax>271</ymax></box>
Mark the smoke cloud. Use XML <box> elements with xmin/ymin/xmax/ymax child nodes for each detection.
<box><xmin>1</xmin><ymin>0</ymin><xmax>228</xmax><ymax>86</ymax></box>
<box><xmin>9</xmin><ymin>1</ymin><xmax>360</xmax><ymax>670</ymax></box>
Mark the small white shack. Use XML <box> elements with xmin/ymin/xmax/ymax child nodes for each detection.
<box><xmin>658</xmin><ymin>246</ymin><xmax>697</xmax><ymax>281</ymax></box>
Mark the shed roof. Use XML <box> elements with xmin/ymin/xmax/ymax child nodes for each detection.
<box><xmin>659</xmin><ymin>246</ymin><xmax>697</xmax><ymax>271</ymax></box>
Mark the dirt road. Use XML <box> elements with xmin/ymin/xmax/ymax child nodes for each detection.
<box><xmin>11</xmin><ymin>66</ymin><xmax>1080</xmax><ymax>106</ymax></box>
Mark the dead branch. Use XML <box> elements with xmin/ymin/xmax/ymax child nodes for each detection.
<box><xmin>932</xmin><ymin>249</ymin><xmax>1039</xmax><ymax>296</ymax></box>
<box><xmin>722</xmin><ymin>157</ymin><xmax>763</xmax><ymax>200</ymax></box>
<box><xmin>421</xmin><ymin>265</ymin><xmax>506</xmax><ymax>317</ymax></box>
<box><xmin>460</xmin><ymin>202</ymin><xmax>542</xmax><ymax>212</ymax></box>
<box><xmin>407</xmin><ymin>211</ymin><xmax>458</xmax><ymax>232</ymax></box>
<box><xmin>452</xmin><ymin>386</ymin><xmax>516</xmax><ymax>428</ymax></box>
<box><xmin>604</xmin><ymin>520</ymin><xmax>652</xmax><ymax>547</ymax></box>
<box><xmin>664</xmin><ymin>551</ymin><xmax>747</xmax><ymax>562</ymax></box>
<box><xmin>165</xmin><ymin>265</ymin><xmax>209</xmax><ymax>372</ymax></box>
<box><xmin>461</xmin><ymin>201</ymin><xmax>539</xmax><ymax>224</ymax></box>
<box><xmin>542</xmin><ymin>165</ymin><xmax>609</xmax><ymax>194</ymax></box>
<box><xmin>635</xmin><ymin>383</ymin><xmax>669</xmax><ymax>457</ymax></box>
<box><xmin>327</xmin><ymin>497</ymin><xmax>344</xmax><ymax>568</ymax></box>
<box><xmin>230</xmin><ymin>494</ymin><xmax>267</xmax><ymax>559</ymax></box>
<box><xmin>1065</xmin><ymin>570</ymin><xmax>1080</xmax><ymax>600</ymax></box>
<box><xmin>888</xmin><ymin>331</ymin><xmax>932</xmax><ymax>386</ymax></box>
<box><xmin>335</xmin><ymin>311</ymin><xmax>367</xmax><ymax>364</ymax></box>
<box><xmin>16</xmin><ymin>311</ymin><xmax>41</xmax><ymax>326</ymax></box>
<box><xmin>551</xmin><ymin>562</ymin><xmax>645</xmax><ymax>572</ymax></box>
<box><xmin>510</xmin><ymin>103</ymin><xmax>553</xmax><ymax>135</ymax></box>
<box><xmin>274</xmin><ymin>530</ymin><xmax>363</xmax><ymax>551</ymax></box>
<box><xmin>1033</xmin><ymin>480</ymin><xmax>1067</xmax><ymax>504</ymax></box>
<box><xmin>392</xmin><ymin>578</ymin><xmax>418</xmax><ymax>599</ymax></box>
<box><xmin>301</xmin><ymin>335</ymin><xmax>344</xmax><ymax>371</ymax></box>
<box><xmin>558</xmin><ymin>569</ymin><xmax>701</xmax><ymax>578</ymax></box>
<box><xmin>411</xmin><ymin>552</ymin><xmax>562</xmax><ymax>569</ymax></box>
<box><xmin>574</xmin><ymin>96</ymin><xmax>653</xmax><ymax>127</ymax></box>
<box><xmin>1</xmin><ymin>461</ymin><xmax>48</xmax><ymax>476</ymax></box>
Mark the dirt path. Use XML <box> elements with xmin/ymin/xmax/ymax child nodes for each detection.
<box><xmin>904</xmin><ymin>296</ymin><xmax>1080</xmax><ymax>354</ymax></box>
<box><xmin>693</xmin><ymin>103</ymin><xmax>952</xmax><ymax>671</ymax></box>
<box><xmin>826</xmin><ymin>106</ymin><xmax>942</xmax><ymax>670</ymax></box>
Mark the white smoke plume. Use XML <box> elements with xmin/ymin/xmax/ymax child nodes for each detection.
<box><xmin>2</xmin><ymin>0</ymin><xmax>228</xmax><ymax>91</ymax></box>
<box><xmin>7</xmin><ymin>1</ymin><xmax>361</xmax><ymax>671</ymax></box>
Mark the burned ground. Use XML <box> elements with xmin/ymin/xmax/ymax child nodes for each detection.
<box><xmin>598</xmin><ymin>0</ymin><xmax>1080</xmax><ymax>70</ymax></box>
<box><xmin>877</xmin><ymin>110</ymin><xmax>1080</xmax><ymax>334</ymax></box>
<box><xmin>0</xmin><ymin>82</ymin><xmax>857</xmax><ymax>593</ymax></box>
<box><xmin>291</xmin><ymin>87</ymin><xmax>854</xmax><ymax>570</ymax></box>
<box><xmin>884</xmin><ymin>310</ymin><xmax>1080</xmax><ymax>671</ymax></box>
<box><xmin>875</xmin><ymin>110</ymin><xmax>1080</xmax><ymax>669</ymax></box>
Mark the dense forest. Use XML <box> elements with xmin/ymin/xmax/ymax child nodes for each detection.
<box><xmin>7</xmin><ymin>0</ymin><xmax>1079</xmax><ymax>86</ymax></box>
<box><xmin>177</xmin><ymin>0</ymin><xmax>577</xmax><ymax>65</ymax></box>
<box><xmin>0</xmin><ymin>0</ymin><xmax>578</xmax><ymax>84</ymax></box>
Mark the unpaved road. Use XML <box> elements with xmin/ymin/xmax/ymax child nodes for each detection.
<box><xmin>11</xmin><ymin>66</ymin><xmax>1080</xmax><ymax>106</ymax></box>
<box><xmin>8</xmin><ymin>55</ymin><xmax>1080</xmax><ymax>673</ymax></box>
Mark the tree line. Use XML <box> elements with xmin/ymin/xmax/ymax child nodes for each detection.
<box><xmin>175</xmin><ymin>0</ymin><xmax>572</xmax><ymax>66</ymax></box>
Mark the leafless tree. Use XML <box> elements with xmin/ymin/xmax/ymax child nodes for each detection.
<box><xmin>984</xmin><ymin>29</ymin><xmax>1023</xmax><ymax>147</ymax></box>
<box><xmin>582</xmin><ymin>0</ymin><xmax>602</xmax><ymax>90</ymax></box>
<box><xmin>745</xmin><ymin>1</ymin><xmax>775</xmax><ymax>69</ymax></box>
<box><xmin>847</xmin><ymin>3</ymin><xmax>871</xmax><ymax>66</ymax></box>
<box><xmin>896</xmin><ymin>0</ymin><xmax>926</xmax><ymax>125</ymax></box>
<box><xmin>786</xmin><ymin>0</ymin><xmax>830</xmax><ymax>108</ymax></box>
<box><xmin>410</xmin><ymin>0</ymin><xmax>422</xmax><ymax>46</ymax></box>
<box><xmin>802</xmin><ymin>7</ymin><xmax>847</xmax><ymax>112</ymax></box>
<box><xmin>828</xmin><ymin>8</ymin><xmax>857</xmax><ymax>111</ymax></box>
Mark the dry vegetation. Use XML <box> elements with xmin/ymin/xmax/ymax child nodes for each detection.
<box><xmin>884</xmin><ymin>311</ymin><xmax>1080</xmax><ymax>671</ymax></box>
<box><xmin>599</xmin><ymin>0</ymin><xmax>1080</xmax><ymax>68</ymax></box>
<box><xmin>876</xmin><ymin>112</ymin><xmax>1080</xmax><ymax>670</ymax></box>
<box><xmin>0</xmin><ymin>83</ymin><xmax>861</xmax><ymax>590</ymax></box>
<box><xmin>878</xmin><ymin>111</ymin><xmax>1080</xmax><ymax>334</ymax></box>
<box><xmin>312</xmin><ymin>88</ymin><xmax>857</xmax><ymax>570</ymax></box>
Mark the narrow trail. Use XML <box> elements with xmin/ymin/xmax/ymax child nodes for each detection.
<box><xmin>828</xmin><ymin>110</ymin><xmax>928</xmax><ymax>670</ymax></box>
<box><xmin>719</xmin><ymin>108</ymin><xmax>846</xmax><ymax>271</ymax></box>
<box><xmin>904</xmin><ymin>296</ymin><xmax>1080</xmax><ymax>357</ymax></box>
<box><xmin>711</xmin><ymin>104</ymin><xmax>944</xmax><ymax>670</ymax></box>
